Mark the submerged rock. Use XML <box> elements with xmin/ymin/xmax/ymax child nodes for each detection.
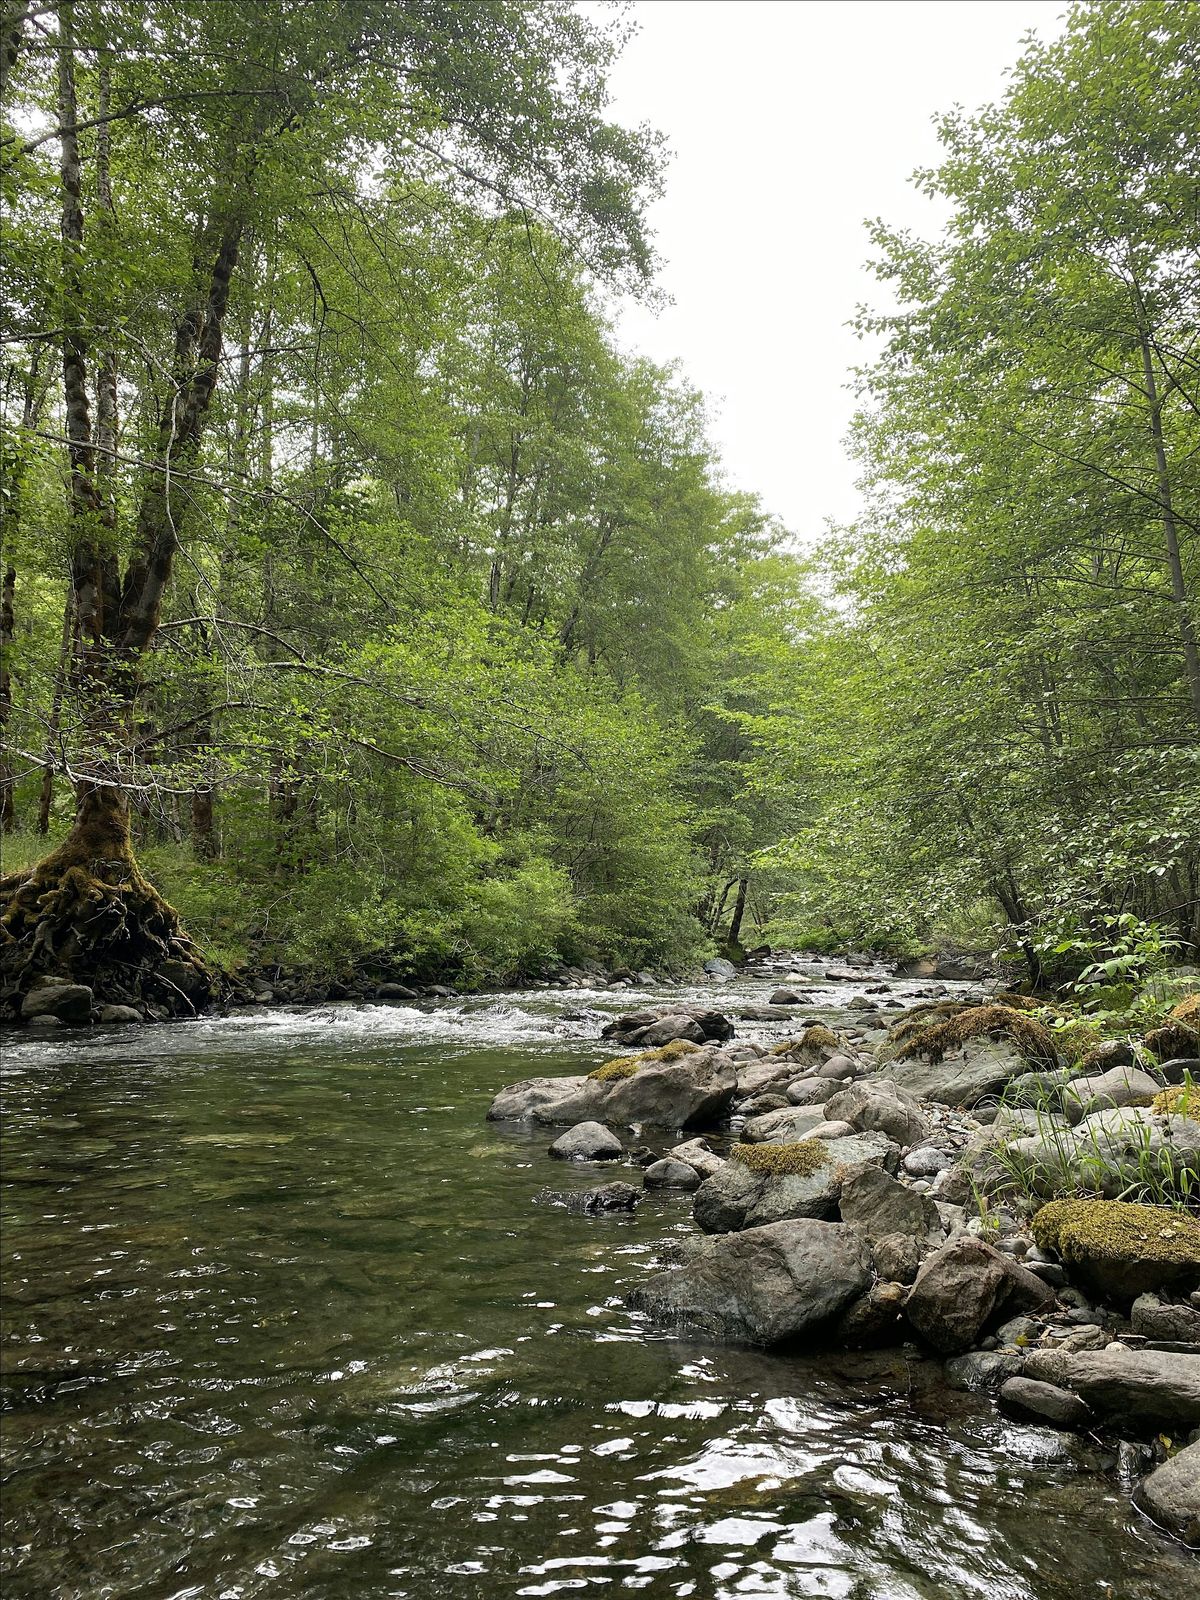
<box><xmin>536</xmin><ymin>1182</ymin><xmax>640</xmax><ymax>1214</ymax></box>
<box><xmin>998</xmin><ymin>1375</ymin><xmax>1092</xmax><ymax>1429</ymax></box>
<box><xmin>20</xmin><ymin>979</ymin><xmax>93</xmax><ymax>1025</ymax></box>
<box><xmin>643</xmin><ymin>1157</ymin><xmax>702</xmax><ymax>1191</ymax></box>
<box><xmin>627</xmin><ymin>1217</ymin><xmax>872</xmax><ymax>1347</ymax></box>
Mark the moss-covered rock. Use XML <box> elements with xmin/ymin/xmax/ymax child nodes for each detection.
<box><xmin>770</xmin><ymin>1024</ymin><xmax>840</xmax><ymax>1058</ymax></box>
<box><xmin>1144</xmin><ymin>1018</ymin><xmax>1200</xmax><ymax>1063</ymax></box>
<box><xmin>897</xmin><ymin>1003</ymin><xmax>1059</xmax><ymax>1067</ymax></box>
<box><xmin>1031</xmin><ymin>1198</ymin><xmax>1200</xmax><ymax>1299</ymax></box>
<box><xmin>728</xmin><ymin>1140</ymin><xmax>829</xmax><ymax>1178</ymax></box>
<box><xmin>588</xmin><ymin>1037</ymin><xmax>701</xmax><ymax>1080</ymax></box>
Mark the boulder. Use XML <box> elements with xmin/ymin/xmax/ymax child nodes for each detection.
<box><xmin>737</xmin><ymin>1093</ymin><xmax>790</xmax><ymax>1118</ymax></box>
<box><xmin>808</xmin><ymin>1119</ymin><xmax>857</xmax><ymax>1141</ymax></box>
<box><xmin>704</xmin><ymin>957</ymin><xmax>737</xmax><ymax>979</ymax></box>
<box><xmin>815</xmin><ymin>1053</ymin><xmax>860</xmax><ymax>1080</ymax></box>
<box><xmin>626</xmin><ymin>1218</ymin><xmax>873</xmax><ymax>1347</ymax></box>
<box><xmin>837</xmin><ymin>1164</ymin><xmax>942</xmax><ymax>1244</ymax></box>
<box><xmin>903</xmin><ymin>1146</ymin><xmax>952</xmax><ymax>1178</ymax></box>
<box><xmin>21</xmin><ymin>979</ymin><xmax>93</xmax><ymax>1025</ymax></box>
<box><xmin>1133</xmin><ymin>1441</ymin><xmax>1200</xmax><ymax>1546</ymax></box>
<box><xmin>1063</xmin><ymin>1064</ymin><xmax>1164</xmax><ymax>1123</ymax></box>
<box><xmin>903</xmin><ymin>1235</ymin><xmax>1054</xmax><ymax>1354</ymax></box>
<box><xmin>824</xmin><ymin>1079</ymin><xmax>929</xmax><ymax>1146</ymax></box>
<box><xmin>1022</xmin><ymin>1345</ymin><xmax>1200</xmax><ymax>1430</ymax></box>
<box><xmin>98</xmin><ymin>1003</ymin><xmax>142</xmax><ymax>1025</ymax></box>
<box><xmin>692</xmin><ymin>1133</ymin><xmax>895</xmax><ymax>1234</ymax></box>
<box><xmin>548</xmin><ymin>1122</ymin><xmax>624</xmax><ymax>1161</ymax></box>
<box><xmin>376</xmin><ymin>982</ymin><xmax>419</xmax><ymax>1000</ymax></box>
<box><xmin>741</xmin><ymin>1105</ymin><xmax>827</xmax><ymax>1144</ymax></box>
<box><xmin>1030</xmin><ymin>1198</ymin><xmax>1200</xmax><ymax>1300</ymax></box>
<box><xmin>733</xmin><ymin>1061</ymin><xmax>793</xmax><ymax>1099</ymax></box>
<box><xmin>769</xmin><ymin>989</ymin><xmax>803</xmax><ymax>1005</ymax></box>
<box><xmin>887</xmin><ymin>1038</ymin><xmax>1029</xmax><ymax>1107</ymax></box>
<box><xmin>873</xmin><ymin>1232</ymin><xmax>924</xmax><ymax>1285</ymax></box>
<box><xmin>1131</xmin><ymin>1293</ymin><xmax>1200</xmax><ymax>1345</ymax></box>
<box><xmin>488</xmin><ymin>1053</ymin><xmax>737</xmax><ymax>1131</ymax></box>
<box><xmin>944</xmin><ymin>1350</ymin><xmax>1025</xmax><ymax>1391</ymax></box>
<box><xmin>602</xmin><ymin>1006</ymin><xmax>734</xmax><ymax>1046</ymax></box>
<box><xmin>667</xmin><ymin>1138</ymin><xmax>725</xmax><ymax>1180</ymax></box>
<box><xmin>998</xmin><ymin>1376</ymin><xmax>1092</xmax><ymax>1429</ymax></box>
<box><xmin>643</xmin><ymin>1158</ymin><xmax>702</xmax><ymax>1191</ymax></box>
<box><xmin>785</xmin><ymin>1077</ymin><xmax>838</xmax><ymax>1106</ymax></box>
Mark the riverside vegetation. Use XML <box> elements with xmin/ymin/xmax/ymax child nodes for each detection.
<box><xmin>2</xmin><ymin>0</ymin><xmax>1200</xmax><ymax>1579</ymax></box>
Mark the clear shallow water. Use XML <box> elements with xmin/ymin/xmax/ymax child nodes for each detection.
<box><xmin>2</xmin><ymin>978</ymin><xmax>1197</xmax><ymax>1599</ymax></box>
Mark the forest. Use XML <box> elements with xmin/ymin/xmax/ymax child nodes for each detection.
<box><xmin>1</xmin><ymin>0</ymin><xmax>1198</xmax><ymax>1006</ymax></box>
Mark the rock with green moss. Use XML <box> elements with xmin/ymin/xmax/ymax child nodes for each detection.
<box><xmin>693</xmin><ymin>1133</ymin><xmax>894</xmax><ymax>1234</ymax></box>
<box><xmin>1032</xmin><ymin>1198</ymin><xmax>1200</xmax><ymax>1298</ymax></box>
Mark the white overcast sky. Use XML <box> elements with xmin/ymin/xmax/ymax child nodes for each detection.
<box><xmin>597</xmin><ymin>0</ymin><xmax>1067</xmax><ymax>543</ymax></box>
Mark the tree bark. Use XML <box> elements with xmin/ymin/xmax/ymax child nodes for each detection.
<box><xmin>0</xmin><ymin>562</ymin><xmax>15</xmax><ymax>831</ymax></box>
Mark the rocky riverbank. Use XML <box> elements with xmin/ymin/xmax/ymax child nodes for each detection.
<box><xmin>487</xmin><ymin>961</ymin><xmax>1200</xmax><ymax>1551</ymax></box>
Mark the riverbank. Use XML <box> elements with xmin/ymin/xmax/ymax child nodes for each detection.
<box><xmin>484</xmin><ymin>956</ymin><xmax>1200</xmax><ymax>1553</ymax></box>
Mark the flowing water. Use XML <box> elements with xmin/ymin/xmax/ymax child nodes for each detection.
<box><xmin>2</xmin><ymin>973</ymin><xmax>1197</xmax><ymax>1600</ymax></box>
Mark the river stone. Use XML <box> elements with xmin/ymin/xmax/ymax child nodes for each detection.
<box><xmin>21</xmin><ymin>979</ymin><xmax>93</xmax><ymax>1025</ymax></box>
<box><xmin>487</xmin><ymin>1053</ymin><xmax>737</xmax><ymax>1131</ymax></box>
<box><xmin>886</xmin><ymin>1038</ymin><xmax>1029</xmax><ymax>1107</ymax></box>
<box><xmin>837</xmin><ymin>1280</ymin><xmax>906</xmax><ymax>1348</ymax></box>
<box><xmin>769</xmin><ymin>989</ymin><xmax>803</xmax><ymax>1005</ymax></box>
<box><xmin>742</xmin><ymin>1105</ymin><xmax>828</xmax><ymax>1144</ymax></box>
<box><xmin>944</xmin><ymin>1350</ymin><xmax>1025</xmax><ymax>1391</ymax></box>
<box><xmin>626</xmin><ymin>1218</ymin><xmax>872</xmax><ymax>1347</ymax></box>
<box><xmin>808</xmin><ymin>1119</ymin><xmax>857</xmax><ymax>1141</ymax></box>
<box><xmin>1131</xmin><ymin>1293</ymin><xmax>1200</xmax><ymax>1344</ymax></box>
<box><xmin>873</xmin><ymin>1232</ymin><xmax>924</xmax><ymax>1284</ymax></box>
<box><xmin>667</xmin><ymin>1138</ymin><xmax>725</xmax><ymax>1180</ymax></box>
<box><xmin>602</xmin><ymin>1006</ymin><xmax>734</xmax><ymax>1046</ymax></box>
<box><xmin>1133</xmin><ymin>1441</ymin><xmax>1200</xmax><ymax>1546</ymax></box>
<box><xmin>837</xmin><ymin>1164</ymin><xmax>942</xmax><ymax>1244</ymax></box>
<box><xmin>691</xmin><ymin>1132</ymin><xmax>895</xmax><ymax>1234</ymax></box>
<box><xmin>786</xmin><ymin>1077</ymin><xmax>838</xmax><ymax>1107</ymax></box>
<box><xmin>1063</xmin><ymin>1064</ymin><xmax>1163</xmax><ymax>1124</ymax></box>
<box><xmin>737</xmin><ymin>1093</ymin><xmax>790</xmax><ymax>1118</ymax></box>
<box><xmin>904</xmin><ymin>1235</ymin><xmax>1054</xmax><ymax>1354</ymax></box>
<box><xmin>816</xmin><ymin>1053</ymin><xmax>860</xmax><ymax>1080</ymax></box>
<box><xmin>704</xmin><ymin>957</ymin><xmax>737</xmax><ymax>979</ymax></box>
<box><xmin>643</xmin><ymin>1158</ymin><xmax>702</xmax><ymax>1191</ymax></box>
<box><xmin>824</xmin><ymin>1080</ymin><xmax>929</xmax><ymax>1146</ymax></box>
<box><xmin>998</xmin><ymin>1376</ymin><xmax>1092</xmax><ymax>1429</ymax></box>
<box><xmin>903</xmin><ymin>1146</ymin><xmax>952</xmax><ymax>1178</ymax></box>
<box><xmin>548</xmin><ymin>1122</ymin><xmax>624</xmax><ymax>1161</ymax></box>
<box><xmin>98</xmin><ymin>1003</ymin><xmax>142</xmax><ymax>1024</ymax></box>
<box><xmin>1021</xmin><ymin>1346</ymin><xmax>1200</xmax><ymax>1430</ymax></box>
<box><xmin>734</xmin><ymin>1061</ymin><xmax>794</xmax><ymax>1099</ymax></box>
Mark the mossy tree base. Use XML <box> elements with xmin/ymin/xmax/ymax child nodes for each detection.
<box><xmin>0</xmin><ymin>787</ymin><xmax>225</xmax><ymax>1019</ymax></box>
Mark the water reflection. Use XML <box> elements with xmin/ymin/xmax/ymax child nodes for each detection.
<box><xmin>2</xmin><ymin>977</ymin><xmax>1196</xmax><ymax>1598</ymax></box>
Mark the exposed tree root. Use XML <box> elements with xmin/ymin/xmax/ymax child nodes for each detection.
<box><xmin>0</xmin><ymin>788</ymin><xmax>227</xmax><ymax>1021</ymax></box>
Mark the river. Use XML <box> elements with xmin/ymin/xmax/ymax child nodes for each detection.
<box><xmin>2</xmin><ymin>972</ymin><xmax>1196</xmax><ymax>1599</ymax></box>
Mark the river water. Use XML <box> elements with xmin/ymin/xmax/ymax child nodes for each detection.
<box><xmin>2</xmin><ymin>973</ymin><xmax>1197</xmax><ymax>1599</ymax></box>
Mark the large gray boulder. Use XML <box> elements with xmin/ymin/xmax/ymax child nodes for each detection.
<box><xmin>692</xmin><ymin>1133</ymin><xmax>894</xmax><ymax>1235</ymax></box>
<box><xmin>21</xmin><ymin>979</ymin><xmax>93</xmax><ymax>1025</ymax></box>
<box><xmin>903</xmin><ymin>1235</ymin><xmax>1054</xmax><ymax>1354</ymax></box>
<box><xmin>1022</xmin><ymin>1345</ymin><xmax>1200</xmax><ymax>1430</ymax></box>
<box><xmin>886</xmin><ymin>1038</ymin><xmax>1029</xmax><ymax>1107</ymax></box>
<box><xmin>626</xmin><ymin>1218</ymin><xmax>872</xmax><ymax>1347</ymax></box>
<box><xmin>1131</xmin><ymin>1293</ymin><xmax>1200</xmax><ymax>1344</ymax></box>
<box><xmin>824</xmin><ymin>1079</ymin><xmax>929</xmax><ymax>1145</ymax></box>
<box><xmin>548</xmin><ymin>1122</ymin><xmax>624</xmax><ymax>1161</ymax></box>
<box><xmin>488</xmin><ymin>1052</ymin><xmax>737</xmax><ymax>1131</ymax></box>
<box><xmin>1133</xmin><ymin>1441</ymin><xmax>1200</xmax><ymax>1546</ymax></box>
<box><xmin>667</xmin><ymin>1137</ymin><xmax>725</xmax><ymax>1180</ymax></box>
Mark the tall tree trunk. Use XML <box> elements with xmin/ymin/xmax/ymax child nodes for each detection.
<box><xmin>726</xmin><ymin>876</ymin><xmax>749</xmax><ymax>950</ymax></box>
<box><xmin>0</xmin><ymin>562</ymin><xmax>14</xmax><ymax>831</ymax></box>
<box><xmin>1138</xmin><ymin>327</ymin><xmax>1200</xmax><ymax>727</ymax></box>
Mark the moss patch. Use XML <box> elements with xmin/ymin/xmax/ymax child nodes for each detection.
<box><xmin>728</xmin><ymin>1140</ymin><xmax>829</xmax><ymax>1177</ymax></box>
<box><xmin>1170</xmin><ymin>992</ymin><xmax>1200</xmax><ymax>1025</ymax></box>
<box><xmin>897</xmin><ymin>1003</ymin><xmax>1058</xmax><ymax>1066</ymax></box>
<box><xmin>1031</xmin><ymin>1198</ymin><xmax>1200</xmax><ymax>1272</ymax></box>
<box><xmin>587</xmin><ymin>1037</ymin><xmax>701</xmax><ymax>1080</ymax></box>
<box><xmin>771</xmin><ymin>1024</ymin><xmax>840</xmax><ymax>1057</ymax></box>
<box><xmin>1153</xmin><ymin>1083</ymin><xmax>1199</xmax><ymax>1120</ymax></box>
